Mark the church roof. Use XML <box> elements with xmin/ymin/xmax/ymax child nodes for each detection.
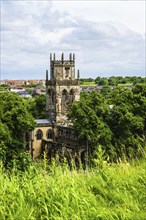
<box><xmin>35</xmin><ymin>119</ymin><xmax>52</xmax><ymax>125</ymax></box>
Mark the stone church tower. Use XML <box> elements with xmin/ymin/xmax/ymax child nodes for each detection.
<box><xmin>46</xmin><ymin>53</ymin><xmax>80</xmax><ymax>124</ymax></box>
<box><xmin>28</xmin><ymin>53</ymin><xmax>85</xmax><ymax>160</ymax></box>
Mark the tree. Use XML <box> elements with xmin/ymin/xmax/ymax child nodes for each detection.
<box><xmin>26</xmin><ymin>94</ymin><xmax>46</xmax><ymax>119</ymax></box>
<box><xmin>107</xmin><ymin>86</ymin><xmax>146</xmax><ymax>159</ymax></box>
<box><xmin>100</xmin><ymin>85</ymin><xmax>112</xmax><ymax>97</ymax></box>
<box><xmin>68</xmin><ymin>91</ymin><xmax>112</xmax><ymax>155</ymax></box>
<box><xmin>0</xmin><ymin>92</ymin><xmax>35</xmax><ymax>169</ymax></box>
<box><xmin>132</xmin><ymin>83</ymin><xmax>146</xmax><ymax>97</ymax></box>
<box><xmin>98</xmin><ymin>78</ymin><xmax>108</xmax><ymax>86</ymax></box>
<box><xmin>108</xmin><ymin>76</ymin><xmax>118</xmax><ymax>86</ymax></box>
<box><xmin>69</xmin><ymin>85</ymin><xmax>146</xmax><ymax>162</ymax></box>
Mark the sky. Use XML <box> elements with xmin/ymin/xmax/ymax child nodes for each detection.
<box><xmin>1</xmin><ymin>0</ymin><xmax>146</xmax><ymax>80</ymax></box>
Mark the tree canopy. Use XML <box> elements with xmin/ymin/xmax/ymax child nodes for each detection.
<box><xmin>68</xmin><ymin>84</ymin><xmax>146</xmax><ymax>161</ymax></box>
<box><xmin>0</xmin><ymin>92</ymin><xmax>35</xmax><ymax>169</ymax></box>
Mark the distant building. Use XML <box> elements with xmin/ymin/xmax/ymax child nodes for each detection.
<box><xmin>32</xmin><ymin>86</ymin><xmax>46</xmax><ymax>96</ymax></box>
<box><xmin>10</xmin><ymin>87</ymin><xmax>26</xmax><ymax>93</ymax></box>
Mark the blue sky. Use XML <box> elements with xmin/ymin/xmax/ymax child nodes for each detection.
<box><xmin>1</xmin><ymin>0</ymin><xmax>145</xmax><ymax>79</ymax></box>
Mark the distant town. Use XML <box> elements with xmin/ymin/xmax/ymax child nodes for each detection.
<box><xmin>0</xmin><ymin>76</ymin><xmax>145</xmax><ymax>97</ymax></box>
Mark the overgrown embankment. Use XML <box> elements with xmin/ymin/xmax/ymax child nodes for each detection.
<box><xmin>0</xmin><ymin>159</ymin><xmax>146</xmax><ymax>220</ymax></box>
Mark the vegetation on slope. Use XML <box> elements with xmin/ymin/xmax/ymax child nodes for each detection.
<box><xmin>0</xmin><ymin>81</ymin><xmax>146</xmax><ymax>219</ymax></box>
<box><xmin>0</xmin><ymin>158</ymin><xmax>146</xmax><ymax>220</ymax></box>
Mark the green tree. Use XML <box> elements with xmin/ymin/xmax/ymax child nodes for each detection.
<box><xmin>0</xmin><ymin>92</ymin><xmax>35</xmax><ymax>169</ymax></box>
<box><xmin>132</xmin><ymin>83</ymin><xmax>146</xmax><ymax>97</ymax></box>
<box><xmin>26</xmin><ymin>94</ymin><xmax>46</xmax><ymax>119</ymax></box>
<box><xmin>68</xmin><ymin>91</ymin><xmax>112</xmax><ymax>155</ymax></box>
<box><xmin>108</xmin><ymin>76</ymin><xmax>117</xmax><ymax>86</ymax></box>
<box><xmin>69</xmin><ymin>86</ymin><xmax>146</xmax><ymax>162</ymax></box>
<box><xmin>107</xmin><ymin>86</ymin><xmax>146</xmax><ymax>159</ymax></box>
<box><xmin>98</xmin><ymin>78</ymin><xmax>108</xmax><ymax>86</ymax></box>
<box><xmin>100</xmin><ymin>85</ymin><xmax>112</xmax><ymax>97</ymax></box>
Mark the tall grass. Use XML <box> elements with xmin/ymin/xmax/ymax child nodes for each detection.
<box><xmin>0</xmin><ymin>159</ymin><xmax>146</xmax><ymax>220</ymax></box>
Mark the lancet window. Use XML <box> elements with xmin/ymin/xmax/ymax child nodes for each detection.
<box><xmin>36</xmin><ymin>129</ymin><xmax>43</xmax><ymax>140</ymax></box>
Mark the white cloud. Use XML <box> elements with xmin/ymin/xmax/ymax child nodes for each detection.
<box><xmin>1</xmin><ymin>0</ymin><xmax>145</xmax><ymax>79</ymax></box>
<box><xmin>52</xmin><ymin>1</ymin><xmax>145</xmax><ymax>34</ymax></box>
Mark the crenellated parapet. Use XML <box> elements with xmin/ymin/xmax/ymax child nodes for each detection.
<box><xmin>50</xmin><ymin>53</ymin><xmax>75</xmax><ymax>62</ymax></box>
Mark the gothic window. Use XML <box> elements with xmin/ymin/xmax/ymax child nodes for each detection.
<box><xmin>51</xmin><ymin>68</ymin><xmax>54</xmax><ymax>78</ymax></box>
<box><xmin>61</xmin><ymin>89</ymin><xmax>68</xmax><ymax>113</ymax></box>
<box><xmin>48</xmin><ymin>89</ymin><xmax>51</xmax><ymax>106</ymax></box>
<box><xmin>65</xmin><ymin>67</ymin><xmax>70</xmax><ymax>78</ymax></box>
<box><xmin>36</xmin><ymin>129</ymin><xmax>43</xmax><ymax>140</ymax></box>
<box><xmin>70</xmin><ymin>89</ymin><xmax>75</xmax><ymax>103</ymax></box>
<box><xmin>52</xmin><ymin>90</ymin><xmax>55</xmax><ymax>104</ymax></box>
<box><xmin>48</xmin><ymin>89</ymin><xmax>51</xmax><ymax>95</ymax></box>
<box><xmin>62</xmin><ymin>89</ymin><xmax>68</xmax><ymax>102</ymax></box>
<box><xmin>46</xmin><ymin>129</ymin><xmax>53</xmax><ymax>139</ymax></box>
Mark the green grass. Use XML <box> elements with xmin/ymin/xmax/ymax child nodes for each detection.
<box><xmin>117</xmin><ymin>83</ymin><xmax>133</xmax><ymax>87</ymax></box>
<box><xmin>0</xmin><ymin>159</ymin><xmax>146</xmax><ymax>220</ymax></box>
<box><xmin>80</xmin><ymin>82</ymin><xmax>133</xmax><ymax>87</ymax></box>
<box><xmin>80</xmin><ymin>81</ymin><xmax>97</xmax><ymax>86</ymax></box>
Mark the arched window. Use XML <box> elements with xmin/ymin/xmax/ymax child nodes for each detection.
<box><xmin>36</xmin><ymin>129</ymin><xmax>43</xmax><ymax>140</ymax></box>
<box><xmin>62</xmin><ymin>89</ymin><xmax>68</xmax><ymax>102</ymax></box>
<box><xmin>65</xmin><ymin>67</ymin><xmax>70</xmax><ymax>78</ymax></box>
<box><xmin>52</xmin><ymin>90</ymin><xmax>55</xmax><ymax>104</ymax></box>
<box><xmin>61</xmin><ymin>89</ymin><xmax>68</xmax><ymax>113</ymax></box>
<box><xmin>70</xmin><ymin>89</ymin><xmax>75</xmax><ymax>102</ymax></box>
<box><xmin>48</xmin><ymin>89</ymin><xmax>51</xmax><ymax>95</ymax></box>
<box><xmin>46</xmin><ymin>129</ymin><xmax>53</xmax><ymax>139</ymax></box>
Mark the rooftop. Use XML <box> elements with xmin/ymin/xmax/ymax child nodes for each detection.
<box><xmin>35</xmin><ymin>119</ymin><xmax>52</xmax><ymax>125</ymax></box>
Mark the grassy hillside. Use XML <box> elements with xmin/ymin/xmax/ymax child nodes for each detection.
<box><xmin>0</xmin><ymin>159</ymin><xmax>146</xmax><ymax>220</ymax></box>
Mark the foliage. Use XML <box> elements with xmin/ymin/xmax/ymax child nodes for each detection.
<box><xmin>100</xmin><ymin>85</ymin><xmax>112</xmax><ymax>97</ymax></box>
<box><xmin>98</xmin><ymin>78</ymin><xmax>108</xmax><ymax>86</ymax></box>
<box><xmin>0</xmin><ymin>159</ymin><xmax>146</xmax><ymax>219</ymax></box>
<box><xmin>26</xmin><ymin>94</ymin><xmax>46</xmax><ymax>119</ymax></box>
<box><xmin>0</xmin><ymin>92</ymin><xmax>35</xmax><ymax>169</ymax></box>
<box><xmin>0</xmin><ymin>84</ymin><xmax>10</xmax><ymax>91</ymax></box>
<box><xmin>68</xmin><ymin>91</ymin><xmax>112</xmax><ymax>154</ymax></box>
<box><xmin>95</xmin><ymin>76</ymin><xmax>146</xmax><ymax>86</ymax></box>
<box><xmin>69</xmin><ymin>84</ymin><xmax>146</xmax><ymax>161</ymax></box>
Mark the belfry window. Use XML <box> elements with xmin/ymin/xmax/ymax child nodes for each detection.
<box><xmin>70</xmin><ymin>89</ymin><xmax>75</xmax><ymax>102</ymax></box>
<box><xmin>62</xmin><ymin>89</ymin><xmax>68</xmax><ymax>102</ymax></box>
<box><xmin>36</xmin><ymin>129</ymin><xmax>43</xmax><ymax>140</ymax></box>
<box><xmin>65</xmin><ymin>67</ymin><xmax>70</xmax><ymax>78</ymax></box>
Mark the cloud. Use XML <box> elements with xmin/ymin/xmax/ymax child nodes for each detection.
<box><xmin>1</xmin><ymin>0</ymin><xmax>145</xmax><ymax>79</ymax></box>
